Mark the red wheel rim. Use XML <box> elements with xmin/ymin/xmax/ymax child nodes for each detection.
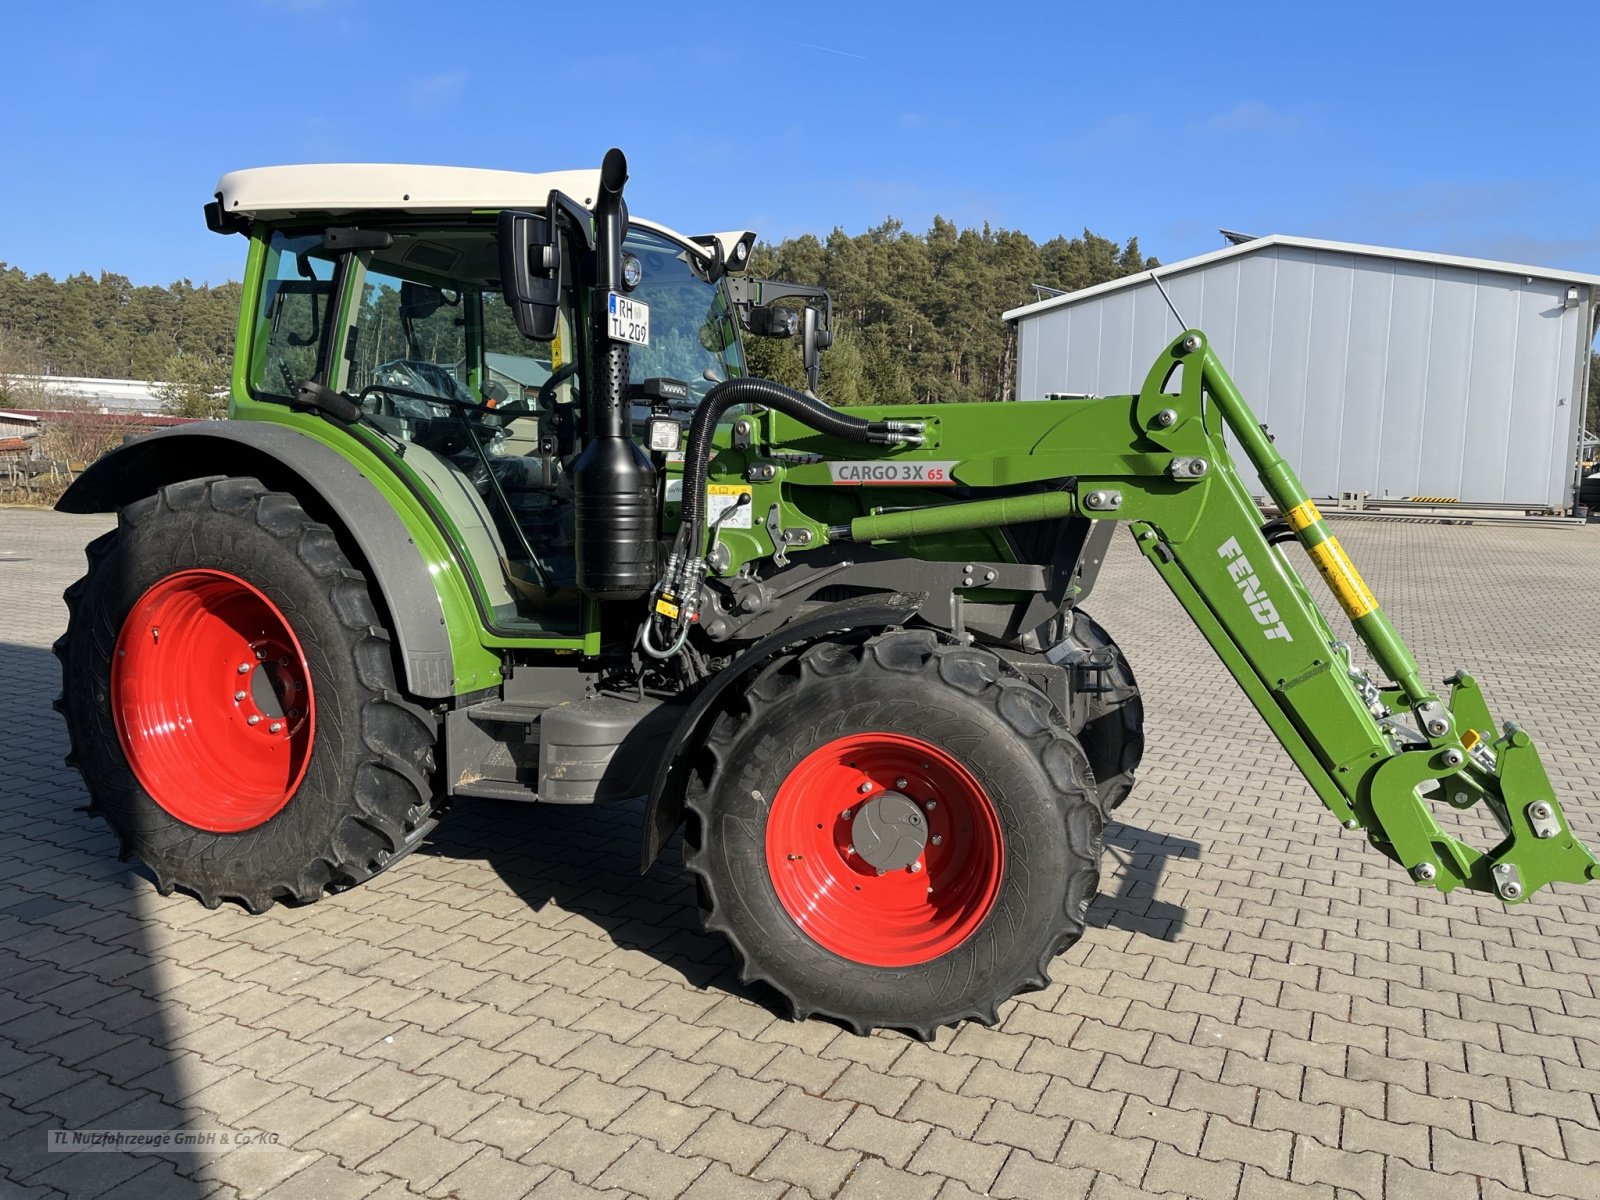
<box><xmin>765</xmin><ymin>733</ymin><xmax>1004</xmax><ymax>967</ymax></box>
<box><xmin>111</xmin><ymin>569</ymin><xmax>315</xmax><ymax>832</ymax></box>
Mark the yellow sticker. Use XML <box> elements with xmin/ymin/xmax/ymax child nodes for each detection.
<box><xmin>708</xmin><ymin>484</ymin><xmax>754</xmax><ymax>529</ymax></box>
<box><xmin>1307</xmin><ymin>537</ymin><xmax>1378</xmax><ymax>619</ymax></box>
<box><xmin>654</xmin><ymin>598</ymin><xmax>680</xmax><ymax>619</ymax></box>
<box><xmin>1285</xmin><ymin>500</ymin><xmax>1322</xmax><ymax>533</ymax></box>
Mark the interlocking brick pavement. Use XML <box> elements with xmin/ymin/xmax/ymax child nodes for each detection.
<box><xmin>2</xmin><ymin>505</ymin><xmax>1598</xmax><ymax>1199</ymax></box>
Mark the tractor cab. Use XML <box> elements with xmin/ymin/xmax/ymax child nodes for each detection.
<box><xmin>215</xmin><ymin>164</ymin><xmax>787</xmax><ymax>638</ymax></box>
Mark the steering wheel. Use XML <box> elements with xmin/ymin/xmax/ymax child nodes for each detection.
<box><xmin>536</xmin><ymin>362</ymin><xmax>582</xmax><ymax>410</ymax></box>
<box><xmin>494</xmin><ymin>361</ymin><xmax>582</xmax><ymax>422</ymax></box>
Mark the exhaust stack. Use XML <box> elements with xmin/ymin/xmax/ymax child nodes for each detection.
<box><xmin>572</xmin><ymin>148</ymin><xmax>658</xmax><ymax>601</ymax></box>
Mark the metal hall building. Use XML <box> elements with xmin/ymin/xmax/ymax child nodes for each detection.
<box><xmin>1003</xmin><ymin>235</ymin><xmax>1599</xmax><ymax>510</ymax></box>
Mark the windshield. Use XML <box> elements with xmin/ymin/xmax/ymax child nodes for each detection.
<box><xmin>623</xmin><ymin>227</ymin><xmax>743</xmax><ymax>394</ymax></box>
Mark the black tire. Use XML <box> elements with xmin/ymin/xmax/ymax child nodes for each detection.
<box><xmin>1063</xmin><ymin>608</ymin><xmax>1144</xmax><ymax>812</ymax></box>
<box><xmin>54</xmin><ymin>476</ymin><xmax>440</xmax><ymax>912</ymax></box>
<box><xmin>684</xmin><ymin>628</ymin><xmax>1103</xmax><ymax>1037</ymax></box>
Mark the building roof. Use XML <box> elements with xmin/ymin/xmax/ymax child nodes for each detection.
<box><xmin>1003</xmin><ymin>233</ymin><xmax>1600</xmax><ymax>322</ymax></box>
<box><xmin>485</xmin><ymin>352</ymin><xmax>552</xmax><ymax>389</ymax></box>
<box><xmin>6</xmin><ymin>409</ymin><xmax>193</xmax><ymax>427</ymax></box>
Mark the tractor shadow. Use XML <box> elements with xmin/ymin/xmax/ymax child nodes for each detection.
<box><xmin>420</xmin><ymin>797</ymin><xmax>791</xmax><ymax>1019</ymax></box>
<box><xmin>0</xmin><ymin>641</ymin><xmax>211</xmax><ymax>1198</ymax></box>
<box><xmin>1088</xmin><ymin>821</ymin><xmax>1198</xmax><ymax>942</ymax></box>
<box><xmin>421</xmin><ymin>798</ymin><xmax>1198</xmax><ymax>1023</ymax></box>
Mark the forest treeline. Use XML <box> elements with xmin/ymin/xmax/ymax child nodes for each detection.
<box><xmin>745</xmin><ymin>218</ymin><xmax>1152</xmax><ymax>404</ymax></box>
<box><xmin>0</xmin><ymin>266</ymin><xmax>238</xmax><ymax>380</ymax></box>
<box><xmin>0</xmin><ymin>216</ymin><xmax>1152</xmax><ymax>411</ymax></box>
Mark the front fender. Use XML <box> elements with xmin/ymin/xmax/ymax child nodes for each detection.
<box><xmin>58</xmin><ymin>421</ymin><xmax>456</xmax><ymax>698</ymax></box>
<box><xmin>640</xmin><ymin>591</ymin><xmax>926</xmax><ymax>871</ymax></box>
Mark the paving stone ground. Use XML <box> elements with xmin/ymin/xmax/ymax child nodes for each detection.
<box><xmin>1</xmin><ymin>505</ymin><xmax>1598</xmax><ymax>1200</ymax></box>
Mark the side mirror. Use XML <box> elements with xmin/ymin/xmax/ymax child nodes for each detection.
<box><xmin>748</xmin><ymin>305</ymin><xmax>799</xmax><ymax>338</ymax></box>
<box><xmin>497</xmin><ymin>209</ymin><xmax>561</xmax><ymax>341</ymax></box>
<box><xmin>802</xmin><ymin>305</ymin><xmax>833</xmax><ymax>394</ymax></box>
<box><xmin>400</xmin><ymin>280</ymin><xmax>445</xmax><ymax>321</ymax></box>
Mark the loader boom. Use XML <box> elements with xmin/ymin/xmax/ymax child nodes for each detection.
<box><xmin>1121</xmin><ymin>332</ymin><xmax>1600</xmax><ymax>903</ymax></box>
<box><xmin>816</xmin><ymin>330</ymin><xmax>1600</xmax><ymax>904</ymax></box>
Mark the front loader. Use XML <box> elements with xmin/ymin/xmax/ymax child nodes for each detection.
<box><xmin>54</xmin><ymin>148</ymin><xmax>1600</xmax><ymax>1037</ymax></box>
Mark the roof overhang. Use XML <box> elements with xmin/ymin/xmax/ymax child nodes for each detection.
<box><xmin>1003</xmin><ymin>233</ymin><xmax>1600</xmax><ymax>323</ymax></box>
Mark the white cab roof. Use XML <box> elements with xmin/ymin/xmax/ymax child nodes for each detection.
<box><xmin>213</xmin><ymin>164</ymin><xmax>757</xmax><ymax>271</ymax></box>
<box><xmin>215</xmin><ymin>164</ymin><xmax>606</xmax><ymax>217</ymax></box>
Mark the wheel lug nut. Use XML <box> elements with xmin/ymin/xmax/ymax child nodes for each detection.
<box><xmin>910</xmin><ymin>861</ymin><xmax>922</xmax><ymax>874</ymax></box>
<box><xmin>255</xmin><ymin>648</ymin><xmax>266</xmax><ymax>660</ymax></box>
<box><xmin>876</xmin><ymin>869</ymin><xmax>886</xmax><ymax>877</ymax></box>
<box><xmin>247</xmin><ymin>715</ymin><xmax>261</xmax><ymax>726</ymax></box>
<box><xmin>279</xmin><ymin>656</ymin><xmax>290</xmax><ymax>666</ymax></box>
<box><xmin>234</xmin><ymin>691</ymin><xmax>245</xmax><ymax>702</ymax></box>
<box><xmin>846</xmin><ymin>846</ymin><xmax>855</xmax><ymax>856</ymax></box>
<box><xmin>237</xmin><ymin>663</ymin><xmax>250</xmax><ymax>675</ymax></box>
<box><xmin>931</xmin><ymin>834</ymin><xmax>943</xmax><ymax>846</ymax></box>
<box><xmin>269</xmin><ymin>722</ymin><xmax>282</xmax><ymax>734</ymax></box>
<box><xmin>841</xmin><ymin>808</ymin><xmax>853</xmax><ymax>820</ymax></box>
<box><xmin>925</xmin><ymin>800</ymin><xmax>937</xmax><ymax>811</ymax></box>
<box><xmin>858</xmin><ymin>781</ymin><xmax>872</xmax><ymax>794</ymax></box>
<box><xmin>895</xmin><ymin>777</ymin><xmax>908</xmax><ymax>789</ymax></box>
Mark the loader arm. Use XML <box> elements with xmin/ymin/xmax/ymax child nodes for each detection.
<box><xmin>1074</xmin><ymin>331</ymin><xmax>1599</xmax><ymax>903</ymax></box>
<box><xmin>840</xmin><ymin>330</ymin><xmax>1600</xmax><ymax>904</ymax></box>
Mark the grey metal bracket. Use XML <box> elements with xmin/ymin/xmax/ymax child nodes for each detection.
<box><xmin>1491</xmin><ymin>861</ymin><xmax>1524</xmax><ymax>900</ymax></box>
<box><xmin>1526</xmin><ymin>800</ymin><xmax>1562</xmax><ymax>840</ymax></box>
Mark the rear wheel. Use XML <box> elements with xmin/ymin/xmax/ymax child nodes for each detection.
<box><xmin>55</xmin><ymin>477</ymin><xmax>440</xmax><ymax>912</ymax></box>
<box><xmin>685</xmin><ymin>629</ymin><xmax>1103</xmax><ymax>1037</ymax></box>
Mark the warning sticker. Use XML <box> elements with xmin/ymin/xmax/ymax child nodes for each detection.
<box><xmin>1308</xmin><ymin>537</ymin><xmax>1378</xmax><ymax>620</ymax></box>
<box><xmin>708</xmin><ymin>484</ymin><xmax>753</xmax><ymax>529</ymax></box>
<box><xmin>826</xmin><ymin>461</ymin><xmax>959</xmax><ymax>485</ymax></box>
<box><xmin>1285</xmin><ymin>500</ymin><xmax>1322</xmax><ymax>533</ymax></box>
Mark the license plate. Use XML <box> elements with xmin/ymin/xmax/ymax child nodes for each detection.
<box><xmin>608</xmin><ymin>293</ymin><xmax>650</xmax><ymax>346</ymax></box>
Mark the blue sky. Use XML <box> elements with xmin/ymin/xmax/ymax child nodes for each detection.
<box><xmin>2</xmin><ymin>0</ymin><xmax>1596</xmax><ymax>290</ymax></box>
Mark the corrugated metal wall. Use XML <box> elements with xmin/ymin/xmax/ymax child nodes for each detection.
<box><xmin>1015</xmin><ymin>246</ymin><xmax>1593</xmax><ymax>507</ymax></box>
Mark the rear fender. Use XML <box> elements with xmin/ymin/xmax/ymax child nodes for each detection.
<box><xmin>58</xmin><ymin>421</ymin><xmax>455</xmax><ymax>698</ymax></box>
<box><xmin>640</xmin><ymin>592</ymin><xmax>925</xmax><ymax>871</ymax></box>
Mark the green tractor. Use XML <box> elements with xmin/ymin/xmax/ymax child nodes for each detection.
<box><xmin>55</xmin><ymin>149</ymin><xmax>1600</xmax><ymax>1037</ymax></box>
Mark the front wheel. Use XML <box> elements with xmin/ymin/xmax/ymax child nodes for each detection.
<box><xmin>55</xmin><ymin>477</ymin><xmax>440</xmax><ymax>912</ymax></box>
<box><xmin>685</xmin><ymin>629</ymin><xmax>1103</xmax><ymax>1037</ymax></box>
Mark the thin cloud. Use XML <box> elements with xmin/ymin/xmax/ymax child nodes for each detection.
<box><xmin>1190</xmin><ymin>102</ymin><xmax>1303</xmax><ymax>137</ymax></box>
<box><xmin>409</xmin><ymin>72</ymin><xmax>467</xmax><ymax>111</ymax></box>
<box><xmin>1067</xmin><ymin>112</ymin><xmax>1148</xmax><ymax>152</ymax></box>
<box><xmin>779</xmin><ymin>38</ymin><xmax>868</xmax><ymax>60</ymax></box>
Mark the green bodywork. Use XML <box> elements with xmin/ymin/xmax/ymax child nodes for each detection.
<box><xmin>226</xmin><ymin>211</ymin><xmax>1597</xmax><ymax>906</ymax></box>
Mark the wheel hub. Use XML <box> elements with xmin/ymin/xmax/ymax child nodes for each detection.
<box><xmin>849</xmin><ymin>791</ymin><xmax>928</xmax><ymax>872</ymax></box>
<box><xmin>111</xmin><ymin>569</ymin><xmax>316</xmax><ymax>832</ymax></box>
<box><xmin>764</xmin><ymin>732</ymin><xmax>1004</xmax><ymax>967</ymax></box>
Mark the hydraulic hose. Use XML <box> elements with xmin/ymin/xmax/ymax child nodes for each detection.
<box><xmin>677</xmin><ymin>377</ymin><xmax>921</xmax><ymax>567</ymax></box>
<box><xmin>641</xmin><ymin>376</ymin><xmax>922</xmax><ymax>658</ymax></box>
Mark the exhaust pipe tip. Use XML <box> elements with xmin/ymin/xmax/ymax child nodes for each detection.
<box><xmin>600</xmin><ymin>147</ymin><xmax>628</xmax><ymax>196</ymax></box>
